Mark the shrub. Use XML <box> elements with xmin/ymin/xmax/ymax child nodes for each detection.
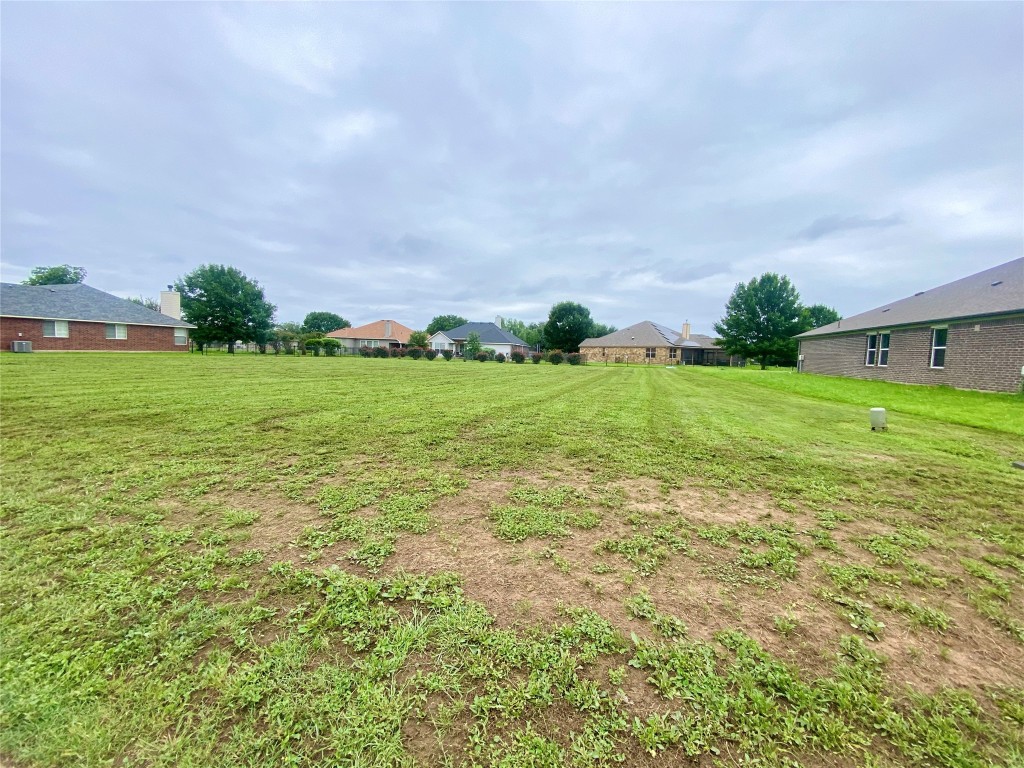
<box><xmin>511</xmin><ymin>351</ymin><xmax>525</xmax><ymax>364</ymax></box>
<box><xmin>442</xmin><ymin>349</ymin><xmax>454</xmax><ymax>361</ymax></box>
<box><xmin>567</xmin><ymin>352</ymin><xmax>582</xmax><ymax>365</ymax></box>
<box><xmin>389</xmin><ymin>346</ymin><xmax>403</xmax><ymax>358</ymax></box>
<box><xmin>408</xmin><ymin>347</ymin><xmax>424</xmax><ymax>360</ymax></box>
<box><xmin>475</xmin><ymin>351</ymin><xmax>490</xmax><ymax>362</ymax></box>
<box><xmin>372</xmin><ymin>346</ymin><xmax>389</xmax><ymax>358</ymax></box>
<box><xmin>531</xmin><ymin>352</ymin><xmax>543</xmax><ymax>364</ymax></box>
<box><xmin>548</xmin><ymin>351</ymin><xmax>564</xmax><ymax>365</ymax></box>
<box><xmin>304</xmin><ymin>337</ymin><xmax>324</xmax><ymax>356</ymax></box>
<box><xmin>359</xmin><ymin>345</ymin><xmax>373</xmax><ymax>357</ymax></box>
<box><xmin>425</xmin><ymin>349</ymin><xmax>438</xmax><ymax>360</ymax></box>
<box><xmin>495</xmin><ymin>353</ymin><xmax>506</xmax><ymax>363</ymax></box>
<box><xmin>482</xmin><ymin>347</ymin><xmax>496</xmax><ymax>361</ymax></box>
<box><xmin>322</xmin><ymin>338</ymin><xmax>341</xmax><ymax>356</ymax></box>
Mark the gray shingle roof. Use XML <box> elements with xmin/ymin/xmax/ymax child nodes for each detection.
<box><xmin>796</xmin><ymin>258</ymin><xmax>1024</xmax><ymax>338</ymax></box>
<box><xmin>0</xmin><ymin>283</ymin><xmax>195</xmax><ymax>328</ymax></box>
<box><xmin>435</xmin><ymin>322</ymin><xmax>529</xmax><ymax>346</ymax></box>
<box><xmin>579</xmin><ymin>321</ymin><xmax>720</xmax><ymax>349</ymax></box>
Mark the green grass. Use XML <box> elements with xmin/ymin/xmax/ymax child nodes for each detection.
<box><xmin>2</xmin><ymin>353</ymin><xmax>1023</xmax><ymax>767</ymax></box>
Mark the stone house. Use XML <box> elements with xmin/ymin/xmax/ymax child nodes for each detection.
<box><xmin>0</xmin><ymin>283</ymin><xmax>194</xmax><ymax>352</ymax></box>
<box><xmin>580</xmin><ymin>321</ymin><xmax>737</xmax><ymax>365</ymax></box>
<box><xmin>795</xmin><ymin>258</ymin><xmax>1023</xmax><ymax>393</ymax></box>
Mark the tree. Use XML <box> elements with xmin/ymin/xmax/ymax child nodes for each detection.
<box><xmin>302</xmin><ymin>311</ymin><xmax>350</xmax><ymax>335</ymax></box>
<box><xmin>503</xmin><ymin>318</ymin><xmax>546</xmax><ymax>349</ymax></box>
<box><xmin>128</xmin><ymin>296</ymin><xmax>160</xmax><ymax>312</ymax></box>
<box><xmin>589</xmin><ymin>322</ymin><xmax>618</xmax><ymax>339</ymax></box>
<box><xmin>462</xmin><ymin>331</ymin><xmax>482</xmax><ymax>359</ymax></box>
<box><xmin>714</xmin><ymin>273</ymin><xmax>803</xmax><ymax>369</ymax></box>
<box><xmin>24</xmin><ymin>264</ymin><xmax>86</xmax><ymax>285</ymax></box>
<box><xmin>426</xmin><ymin>315</ymin><xmax>467</xmax><ymax>335</ymax></box>
<box><xmin>543</xmin><ymin>301</ymin><xmax>594</xmax><ymax>353</ymax></box>
<box><xmin>799</xmin><ymin>304</ymin><xmax>841</xmax><ymax>331</ymax></box>
<box><xmin>175</xmin><ymin>264</ymin><xmax>276</xmax><ymax>354</ymax></box>
<box><xmin>408</xmin><ymin>330</ymin><xmax>429</xmax><ymax>348</ymax></box>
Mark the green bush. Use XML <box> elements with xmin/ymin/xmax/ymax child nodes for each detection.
<box><xmin>442</xmin><ymin>349</ymin><xmax>454</xmax><ymax>361</ymax></box>
<box><xmin>372</xmin><ymin>346</ymin><xmax>389</xmax><ymax>358</ymax></box>
<box><xmin>495</xmin><ymin>353</ymin><xmax>506</xmax><ymax>363</ymax></box>
<box><xmin>359</xmin><ymin>345</ymin><xmax>373</xmax><ymax>357</ymax></box>
<box><xmin>475</xmin><ymin>351</ymin><xmax>490</xmax><ymax>362</ymax></box>
<box><xmin>408</xmin><ymin>347</ymin><xmax>424</xmax><ymax>360</ymax></box>
<box><xmin>548</xmin><ymin>351</ymin><xmax>564</xmax><ymax>365</ymax></box>
<box><xmin>425</xmin><ymin>349</ymin><xmax>438</xmax><ymax>360</ymax></box>
<box><xmin>305</xmin><ymin>337</ymin><xmax>325</xmax><ymax>356</ymax></box>
<box><xmin>511</xmin><ymin>351</ymin><xmax>525</xmax><ymax>364</ymax></box>
<box><xmin>567</xmin><ymin>352</ymin><xmax>582</xmax><ymax>365</ymax></box>
<box><xmin>322</xmin><ymin>338</ymin><xmax>341</xmax><ymax>356</ymax></box>
<box><xmin>531</xmin><ymin>352</ymin><xmax>543</xmax><ymax>364</ymax></box>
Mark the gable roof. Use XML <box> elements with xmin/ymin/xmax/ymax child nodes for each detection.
<box><xmin>438</xmin><ymin>322</ymin><xmax>529</xmax><ymax>346</ymax></box>
<box><xmin>797</xmin><ymin>258</ymin><xmax>1024</xmax><ymax>338</ymax></box>
<box><xmin>579</xmin><ymin>321</ymin><xmax>720</xmax><ymax>349</ymax></box>
<box><xmin>0</xmin><ymin>282</ymin><xmax>194</xmax><ymax>327</ymax></box>
<box><xmin>326</xmin><ymin>319</ymin><xmax>413</xmax><ymax>344</ymax></box>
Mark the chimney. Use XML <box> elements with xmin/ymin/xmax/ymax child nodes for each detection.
<box><xmin>495</xmin><ymin>315</ymin><xmax>503</xmax><ymax>328</ymax></box>
<box><xmin>682</xmin><ymin>321</ymin><xmax>691</xmax><ymax>341</ymax></box>
<box><xmin>384</xmin><ymin>320</ymin><xmax>392</xmax><ymax>338</ymax></box>
<box><xmin>159</xmin><ymin>289</ymin><xmax>181</xmax><ymax>319</ymax></box>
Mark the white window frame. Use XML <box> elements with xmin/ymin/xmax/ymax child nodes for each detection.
<box><xmin>42</xmin><ymin>320</ymin><xmax>69</xmax><ymax>338</ymax></box>
<box><xmin>865</xmin><ymin>334</ymin><xmax>878</xmax><ymax>366</ymax></box>
<box><xmin>668</xmin><ymin>347</ymin><xmax>678</xmax><ymax>360</ymax></box>
<box><xmin>930</xmin><ymin>327</ymin><xmax>947</xmax><ymax>369</ymax></box>
<box><xmin>105</xmin><ymin>323</ymin><xmax>128</xmax><ymax>340</ymax></box>
<box><xmin>646</xmin><ymin>347</ymin><xmax>657</xmax><ymax>360</ymax></box>
<box><xmin>174</xmin><ymin>328</ymin><xmax>188</xmax><ymax>345</ymax></box>
<box><xmin>878</xmin><ymin>332</ymin><xmax>890</xmax><ymax>367</ymax></box>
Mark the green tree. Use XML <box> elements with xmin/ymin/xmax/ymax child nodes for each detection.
<box><xmin>799</xmin><ymin>304</ymin><xmax>841</xmax><ymax>331</ymax></box>
<box><xmin>175</xmin><ymin>265</ymin><xmax>276</xmax><ymax>354</ymax></box>
<box><xmin>543</xmin><ymin>301</ymin><xmax>594</xmax><ymax>353</ymax></box>
<box><xmin>408</xmin><ymin>330</ymin><xmax>429</xmax><ymax>348</ymax></box>
<box><xmin>127</xmin><ymin>296</ymin><xmax>160</xmax><ymax>312</ymax></box>
<box><xmin>502</xmin><ymin>318</ymin><xmax>546</xmax><ymax>349</ymax></box>
<box><xmin>588</xmin><ymin>322</ymin><xmax>618</xmax><ymax>339</ymax></box>
<box><xmin>462</xmin><ymin>331</ymin><xmax>483</xmax><ymax>359</ymax></box>
<box><xmin>302</xmin><ymin>311</ymin><xmax>350</xmax><ymax>335</ymax></box>
<box><xmin>24</xmin><ymin>264</ymin><xmax>87</xmax><ymax>285</ymax></box>
<box><xmin>426</xmin><ymin>314</ymin><xmax>468</xmax><ymax>335</ymax></box>
<box><xmin>714</xmin><ymin>273</ymin><xmax>803</xmax><ymax>369</ymax></box>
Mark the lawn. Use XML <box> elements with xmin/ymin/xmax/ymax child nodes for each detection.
<box><xmin>1</xmin><ymin>353</ymin><xmax>1022</xmax><ymax>768</ymax></box>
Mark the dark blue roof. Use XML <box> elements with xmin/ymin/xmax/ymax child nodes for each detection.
<box><xmin>0</xmin><ymin>283</ymin><xmax>194</xmax><ymax>327</ymax></box>
<box><xmin>436</xmin><ymin>322</ymin><xmax>528</xmax><ymax>346</ymax></box>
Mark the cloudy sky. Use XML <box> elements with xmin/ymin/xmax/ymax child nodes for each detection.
<box><xmin>2</xmin><ymin>3</ymin><xmax>1021</xmax><ymax>332</ymax></box>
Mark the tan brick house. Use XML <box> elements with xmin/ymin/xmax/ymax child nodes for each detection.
<box><xmin>796</xmin><ymin>258</ymin><xmax>1023</xmax><ymax>393</ymax></box>
<box><xmin>1</xmin><ymin>282</ymin><xmax>194</xmax><ymax>352</ymax></box>
<box><xmin>580</xmin><ymin>321</ymin><xmax>737</xmax><ymax>365</ymax></box>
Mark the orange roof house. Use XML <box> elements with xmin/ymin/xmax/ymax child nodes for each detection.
<box><xmin>326</xmin><ymin>319</ymin><xmax>413</xmax><ymax>350</ymax></box>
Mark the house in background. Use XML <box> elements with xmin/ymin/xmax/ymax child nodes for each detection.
<box><xmin>428</xmin><ymin>321</ymin><xmax>530</xmax><ymax>357</ymax></box>
<box><xmin>580</xmin><ymin>321</ymin><xmax>737</xmax><ymax>365</ymax></box>
<box><xmin>326</xmin><ymin>319</ymin><xmax>413</xmax><ymax>353</ymax></box>
<box><xmin>796</xmin><ymin>258</ymin><xmax>1024</xmax><ymax>393</ymax></box>
<box><xmin>0</xmin><ymin>283</ymin><xmax>194</xmax><ymax>351</ymax></box>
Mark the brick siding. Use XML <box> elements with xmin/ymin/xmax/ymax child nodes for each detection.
<box><xmin>580</xmin><ymin>345</ymin><xmax>736</xmax><ymax>365</ymax></box>
<box><xmin>798</xmin><ymin>315</ymin><xmax>1024</xmax><ymax>393</ymax></box>
<box><xmin>1</xmin><ymin>317</ymin><xmax>188</xmax><ymax>352</ymax></box>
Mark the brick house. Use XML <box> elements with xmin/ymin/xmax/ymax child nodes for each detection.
<box><xmin>580</xmin><ymin>321</ymin><xmax>738</xmax><ymax>365</ymax></box>
<box><xmin>796</xmin><ymin>258</ymin><xmax>1023</xmax><ymax>393</ymax></box>
<box><xmin>326</xmin><ymin>319</ymin><xmax>413</xmax><ymax>353</ymax></box>
<box><xmin>0</xmin><ymin>283</ymin><xmax>194</xmax><ymax>352</ymax></box>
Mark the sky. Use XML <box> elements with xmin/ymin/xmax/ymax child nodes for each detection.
<box><xmin>2</xmin><ymin>2</ymin><xmax>1022</xmax><ymax>333</ymax></box>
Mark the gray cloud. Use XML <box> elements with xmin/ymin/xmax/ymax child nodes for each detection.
<box><xmin>1</xmin><ymin>3</ymin><xmax>1020</xmax><ymax>331</ymax></box>
<box><xmin>794</xmin><ymin>213</ymin><xmax>906</xmax><ymax>241</ymax></box>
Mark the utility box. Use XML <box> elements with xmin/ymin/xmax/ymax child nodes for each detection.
<box><xmin>870</xmin><ymin>408</ymin><xmax>887</xmax><ymax>431</ymax></box>
<box><xmin>10</xmin><ymin>340</ymin><xmax>32</xmax><ymax>353</ymax></box>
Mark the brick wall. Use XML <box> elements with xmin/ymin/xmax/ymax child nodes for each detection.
<box><xmin>1</xmin><ymin>317</ymin><xmax>188</xmax><ymax>352</ymax></box>
<box><xmin>580</xmin><ymin>345</ymin><xmax>736</xmax><ymax>365</ymax></box>
<box><xmin>798</xmin><ymin>315</ymin><xmax>1024</xmax><ymax>392</ymax></box>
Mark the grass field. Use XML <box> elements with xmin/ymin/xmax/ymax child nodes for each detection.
<box><xmin>2</xmin><ymin>353</ymin><xmax>1022</xmax><ymax>768</ymax></box>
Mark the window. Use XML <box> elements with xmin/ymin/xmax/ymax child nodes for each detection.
<box><xmin>362</xmin><ymin>339</ymin><xmax>380</xmax><ymax>348</ymax></box>
<box><xmin>930</xmin><ymin>328</ymin><xmax>947</xmax><ymax>368</ymax></box>
<box><xmin>42</xmin><ymin>320</ymin><xmax>69</xmax><ymax>338</ymax></box>
<box><xmin>878</xmin><ymin>333</ymin><xmax>890</xmax><ymax>367</ymax></box>
<box><xmin>668</xmin><ymin>348</ymin><xmax>678</xmax><ymax>360</ymax></box>
<box><xmin>865</xmin><ymin>334</ymin><xmax>878</xmax><ymax>366</ymax></box>
<box><xmin>174</xmin><ymin>328</ymin><xmax>188</xmax><ymax>345</ymax></box>
<box><xmin>646</xmin><ymin>347</ymin><xmax>656</xmax><ymax>360</ymax></box>
<box><xmin>105</xmin><ymin>323</ymin><xmax>127</xmax><ymax>340</ymax></box>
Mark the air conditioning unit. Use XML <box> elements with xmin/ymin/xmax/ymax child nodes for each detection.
<box><xmin>10</xmin><ymin>340</ymin><xmax>33</xmax><ymax>353</ymax></box>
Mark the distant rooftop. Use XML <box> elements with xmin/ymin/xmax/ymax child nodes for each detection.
<box><xmin>0</xmin><ymin>282</ymin><xmax>194</xmax><ymax>327</ymax></box>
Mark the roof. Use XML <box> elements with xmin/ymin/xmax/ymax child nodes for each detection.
<box><xmin>0</xmin><ymin>282</ymin><xmax>194</xmax><ymax>327</ymax></box>
<box><xmin>434</xmin><ymin>322</ymin><xmax>529</xmax><ymax>347</ymax></box>
<box><xmin>579</xmin><ymin>320</ymin><xmax>720</xmax><ymax>349</ymax></box>
<box><xmin>797</xmin><ymin>258</ymin><xmax>1024</xmax><ymax>338</ymax></box>
<box><xmin>326</xmin><ymin>319</ymin><xmax>413</xmax><ymax>344</ymax></box>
